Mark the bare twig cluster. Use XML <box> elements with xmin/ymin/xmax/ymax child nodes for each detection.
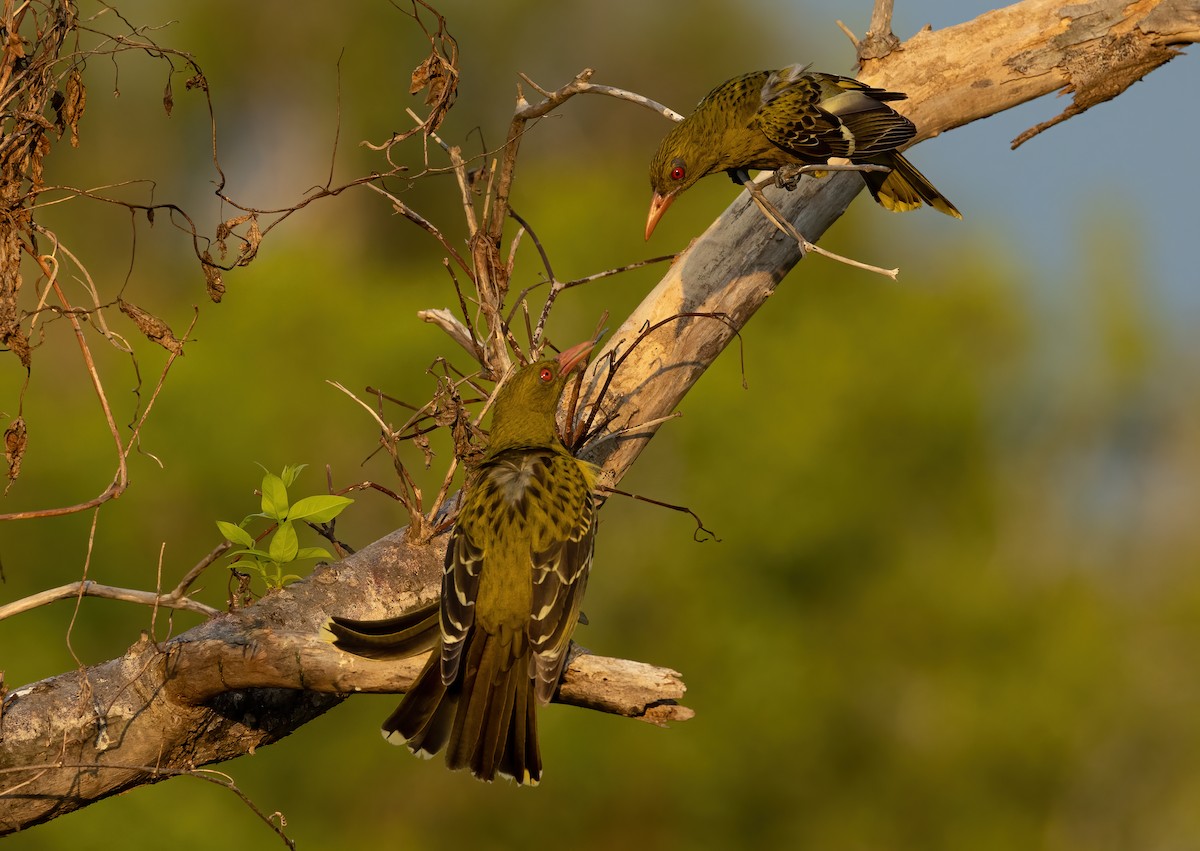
<box><xmin>339</xmin><ymin>54</ymin><xmax>693</xmax><ymax>540</ymax></box>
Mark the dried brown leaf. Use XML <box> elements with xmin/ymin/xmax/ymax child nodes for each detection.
<box><xmin>237</xmin><ymin>216</ymin><xmax>262</xmax><ymax>266</ymax></box>
<box><xmin>118</xmin><ymin>298</ymin><xmax>184</xmax><ymax>354</ymax></box>
<box><xmin>4</xmin><ymin>416</ymin><xmax>27</xmax><ymax>494</ymax></box>
<box><xmin>411</xmin><ymin>430</ymin><xmax>434</xmax><ymax>468</ymax></box>
<box><xmin>215</xmin><ymin>213</ymin><xmax>253</xmax><ymax>260</ymax></box>
<box><xmin>184</xmin><ymin>73</ymin><xmax>209</xmax><ymax>92</ymax></box>
<box><xmin>29</xmin><ymin>134</ymin><xmax>51</xmax><ymax>193</ymax></box>
<box><xmin>64</xmin><ymin>69</ymin><xmax>86</xmax><ymax>148</ymax></box>
<box><xmin>201</xmin><ymin>251</ymin><xmax>225</xmax><ymax>303</ymax></box>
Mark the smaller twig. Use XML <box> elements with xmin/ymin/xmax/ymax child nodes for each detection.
<box><xmin>580</xmin><ymin>312</ymin><xmax>741</xmax><ymax>442</ymax></box>
<box><xmin>325</xmin><ymin>50</ymin><xmax>346</xmax><ymax>191</ymax></box>
<box><xmin>428</xmin><ymin>453</ymin><xmax>462</xmax><ymax>532</ymax></box>
<box><xmin>492</xmin><ymin>68</ymin><xmax>680</xmax><ymax>240</ymax></box>
<box><xmin>0</xmin><ymin>250</ymin><xmax>129</xmax><ymax>520</ymax></box>
<box><xmin>123</xmin><ymin>309</ymin><xmax>199</xmax><ymax>461</ymax></box>
<box><xmin>150</xmin><ymin>542</ymin><xmax>167</xmax><ymax>640</ymax></box>
<box><xmin>0</xmin><ymin>580</ymin><xmax>219</xmax><ymax>622</ymax></box>
<box><xmin>393</xmin><ymin>458</ymin><xmax>425</xmax><ymax>519</ymax></box>
<box><xmin>558</xmin><ymin>315</ymin><xmax>610</xmax><ymax>446</ymax></box>
<box><xmin>0</xmin><ymin>762</ymin><xmax>294</xmax><ymax>848</ymax></box>
<box><xmin>739</xmin><ymin>174</ymin><xmax>899</xmax><ymax>280</ymax></box>
<box><xmin>515</xmin><ymin>71</ymin><xmax>684</xmax><ymax>123</ymax></box>
<box><xmin>366</xmin><ymin>386</ymin><xmax>414</xmax><ymax>411</ymax></box>
<box><xmin>65</xmin><ymin>508</ymin><xmax>102</xmax><ymax>668</ymax></box>
<box><xmin>33</xmin><ymin>230</ymin><xmax>123</xmax><ymax>343</ymax></box>
<box><xmin>442</xmin><ymin>257</ymin><xmax>484</xmax><ymax>357</ymax></box>
<box><xmin>406</xmin><ymin>106</ymin><xmax>479</xmax><ymax>238</ymax></box>
<box><xmin>168</xmin><ymin>540</ymin><xmax>234</xmax><ymax>600</ymax></box>
<box><xmin>505</xmin><ymin>253</ymin><xmax>679</xmax><ymax>355</ymax></box>
<box><xmin>835</xmin><ymin>19</ymin><xmax>860</xmax><ymax>49</ymax></box>
<box><xmin>583</xmin><ymin>412</ymin><xmax>682</xmax><ymax>454</ymax></box>
<box><xmin>559</xmin><ymin>255</ymin><xmax>677</xmax><ymax>290</ymax></box>
<box><xmin>505</xmin><ymin>206</ymin><xmax>562</xmax><ymax>350</ymax></box>
<box><xmin>574</xmin><ymin>82</ymin><xmax>685</xmax><ymax>122</ymax></box>
<box><xmin>505</xmin><ymin>220</ymin><xmax>525</xmax><ymax>278</ymax></box>
<box><xmin>479</xmin><ymin>156</ymin><xmax>498</xmax><ymax>236</ymax></box>
<box><xmin>362</xmin><ymin>182</ymin><xmax>471</xmax><ymax>275</ymax></box>
<box><xmin>418</xmin><ymin>308</ymin><xmax>482</xmax><ymax>361</ymax></box>
<box><xmin>1012</xmin><ymin>108</ymin><xmax>1081</xmax><ymax>150</ymax></box>
<box><xmin>599</xmin><ymin>482</ymin><xmax>719</xmax><ymax>542</ymax></box>
<box><xmin>327</xmin><ymin>380</ymin><xmax>393</xmax><ymax>434</ymax></box>
<box><xmin>530</xmin><ymin>289</ymin><xmax>560</xmax><ymax>353</ymax></box>
<box><xmin>333</xmin><ymin>479</ymin><xmax>409</xmax><ymax>504</ymax></box>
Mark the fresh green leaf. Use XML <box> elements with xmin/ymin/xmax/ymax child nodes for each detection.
<box><xmin>295</xmin><ymin>546</ymin><xmax>332</xmax><ymax>561</ymax></box>
<box><xmin>216</xmin><ymin>520</ymin><xmax>255</xmax><ymax>548</ymax></box>
<box><xmin>269</xmin><ymin>521</ymin><xmax>299</xmax><ymax>563</ymax></box>
<box><xmin>280</xmin><ymin>574</ymin><xmax>303</xmax><ymax>586</ymax></box>
<box><xmin>226</xmin><ymin>548</ymin><xmax>274</xmax><ymax>561</ymax></box>
<box><xmin>287</xmin><ymin>495</ymin><xmax>354</xmax><ymax>524</ymax></box>
<box><xmin>281</xmin><ymin>463</ymin><xmax>307</xmax><ymax>488</ymax></box>
<box><xmin>260</xmin><ymin>472</ymin><xmax>289</xmax><ymax>520</ymax></box>
<box><xmin>231</xmin><ymin>560</ymin><xmax>266</xmax><ymax>578</ymax></box>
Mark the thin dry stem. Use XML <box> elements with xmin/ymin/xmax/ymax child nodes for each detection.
<box><xmin>0</xmin><ymin>580</ymin><xmax>220</xmax><ymax>622</ymax></box>
<box><xmin>740</xmin><ymin>174</ymin><xmax>899</xmax><ymax>280</ymax></box>
<box><xmin>362</xmin><ymin>182</ymin><xmax>471</xmax><ymax>275</ymax></box>
<box><xmin>418</xmin><ymin>308</ymin><xmax>482</xmax><ymax>360</ymax></box>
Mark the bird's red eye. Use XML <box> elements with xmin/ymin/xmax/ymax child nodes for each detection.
<box><xmin>670</xmin><ymin>165</ymin><xmax>685</xmax><ymax>181</ymax></box>
<box><xmin>539</xmin><ymin>367</ymin><xmax>554</xmax><ymax>382</ymax></box>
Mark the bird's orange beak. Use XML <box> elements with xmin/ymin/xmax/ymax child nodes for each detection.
<box><xmin>645</xmin><ymin>191</ymin><xmax>676</xmax><ymax>241</ymax></box>
<box><xmin>556</xmin><ymin>339</ymin><xmax>596</xmax><ymax>377</ymax></box>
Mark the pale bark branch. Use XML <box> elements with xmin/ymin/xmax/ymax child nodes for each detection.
<box><xmin>575</xmin><ymin>0</ymin><xmax>1197</xmax><ymax>486</ymax></box>
<box><xmin>0</xmin><ymin>529</ymin><xmax>688</xmax><ymax>834</ymax></box>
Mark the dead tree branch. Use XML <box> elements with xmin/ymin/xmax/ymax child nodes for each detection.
<box><xmin>0</xmin><ymin>529</ymin><xmax>689</xmax><ymax>834</ymax></box>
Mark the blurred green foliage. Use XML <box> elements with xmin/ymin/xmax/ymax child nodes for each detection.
<box><xmin>4</xmin><ymin>2</ymin><xmax>1200</xmax><ymax>850</ymax></box>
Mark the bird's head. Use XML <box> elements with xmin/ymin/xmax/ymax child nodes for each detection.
<box><xmin>646</xmin><ymin>118</ymin><xmax>721</xmax><ymax>240</ymax></box>
<box><xmin>487</xmin><ymin>339</ymin><xmax>596</xmax><ymax>450</ymax></box>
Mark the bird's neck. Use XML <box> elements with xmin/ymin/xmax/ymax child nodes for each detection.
<box><xmin>693</xmin><ymin>102</ymin><xmax>779</xmax><ymax>172</ymax></box>
<box><xmin>486</xmin><ymin>406</ymin><xmax>562</xmax><ymax>456</ymax></box>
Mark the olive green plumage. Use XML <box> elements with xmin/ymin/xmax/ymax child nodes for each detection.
<box><xmin>646</xmin><ymin>65</ymin><xmax>961</xmax><ymax>238</ymax></box>
<box><xmin>326</xmin><ymin>341</ymin><xmax>598</xmax><ymax>785</ymax></box>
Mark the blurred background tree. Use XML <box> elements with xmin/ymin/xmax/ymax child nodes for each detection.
<box><xmin>3</xmin><ymin>0</ymin><xmax>1200</xmax><ymax>849</ymax></box>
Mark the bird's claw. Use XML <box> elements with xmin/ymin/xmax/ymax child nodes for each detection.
<box><xmin>774</xmin><ymin>164</ymin><xmax>804</xmax><ymax>191</ymax></box>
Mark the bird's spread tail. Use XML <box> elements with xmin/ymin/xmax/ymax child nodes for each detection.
<box><xmin>445</xmin><ymin>628</ymin><xmax>541</xmax><ymax>785</ymax></box>
<box><xmin>382</xmin><ymin>651</ymin><xmax>457</xmax><ymax>759</ymax></box>
<box><xmin>864</xmin><ymin>153</ymin><xmax>962</xmax><ymax>219</ymax></box>
<box><xmin>382</xmin><ymin>628</ymin><xmax>541</xmax><ymax>785</ymax></box>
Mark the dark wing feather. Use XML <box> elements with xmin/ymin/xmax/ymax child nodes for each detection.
<box><xmin>756</xmin><ymin>71</ymin><xmax>849</xmax><ymax>159</ymax></box>
<box><xmin>440</xmin><ymin>516</ymin><xmax>484</xmax><ymax>684</ymax></box>
<box><xmin>757</xmin><ymin>70</ymin><xmax>916</xmax><ymax>161</ymax></box>
<box><xmin>527</xmin><ymin>453</ymin><xmax>597</xmax><ymax>704</ymax></box>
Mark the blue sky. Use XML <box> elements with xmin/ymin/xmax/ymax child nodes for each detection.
<box><xmin>791</xmin><ymin>0</ymin><xmax>1199</xmax><ymax>322</ymax></box>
